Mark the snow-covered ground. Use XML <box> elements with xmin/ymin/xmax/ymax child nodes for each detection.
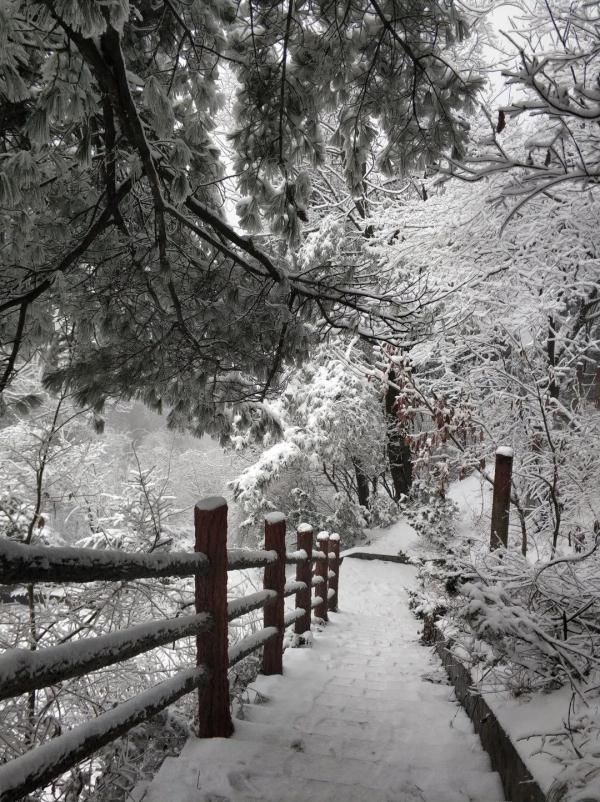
<box><xmin>135</xmin><ymin>517</ymin><xmax>506</xmax><ymax>802</ymax></box>
<box><xmin>447</xmin><ymin>475</ymin><xmax>600</xmax><ymax>800</ymax></box>
<box><xmin>343</xmin><ymin>517</ymin><xmax>422</xmax><ymax>559</ymax></box>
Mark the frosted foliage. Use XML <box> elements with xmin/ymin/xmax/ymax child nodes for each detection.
<box><xmin>296</xmin><ymin>217</ymin><xmax>345</xmax><ymax>272</ymax></box>
<box><xmin>452</xmin><ymin>1</ymin><xmax>600</xmax><ymax>212</ymax></box>
<box><xmin>370</xmin><ymin>147</ymin><xmax>600</xmax><ymax>559</ymax></box>
<box><xmin>230</xmin><ymin>341</ymin><xmax>387</xmax><ymax>540</ymax></box>
<box><xmin>0</xmin><ymin>370</ymin><xmax>254</xmax><ymax>800</ymax></box>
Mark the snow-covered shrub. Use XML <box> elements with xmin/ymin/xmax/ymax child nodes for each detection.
<box><xmin>367</xmin><ymin>492</ymin><xmax>400</xmax><ymax>529</ymax></box>
<box><xmin>401</xmin><ymin>491</ymin><xmax>458</xmax><ymax>553</ymax></box>
<box><xmin>450</xmin><ymin>543</ymin><xmax>600</xmax><ymax>695</ymax></box>
<box><xmin>323</xmin><ymin>493</ymin><xmax>369</xmax><ymax>545</ymax></box>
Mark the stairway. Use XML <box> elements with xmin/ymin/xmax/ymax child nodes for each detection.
<box><xmin>136</xmin><ymin>558</ymin><xmax>507</xmax><ymax>802</ymax></box>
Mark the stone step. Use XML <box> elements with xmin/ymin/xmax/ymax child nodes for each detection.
<box><xmin>238</xmin><ymin>699</ymin><xmax>476</xmax><ymax>739</ymax></box>
<box><xmin>231</xmin><ymin>718</ymin><xmax>484</xmax><ymax>755</ymax></box>
<box><xmin>141</xmin><ymin>735</ymin><xmax>506</xmax><ymax>802</ymax></box>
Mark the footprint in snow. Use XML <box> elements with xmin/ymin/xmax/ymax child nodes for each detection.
<box><xmin>227</xmin><ymin>770</ymin><xmax>261</xmax><ymax>796</ymax></box>
<box><xmin>385</xmin><ymin>782</ymin><xmax>426</xmax><ymax>801</ymax></box>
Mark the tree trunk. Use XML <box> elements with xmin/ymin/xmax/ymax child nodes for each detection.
<box><xmin>352</xmin><ymin>458</ymin><xmax>370</xmax><ymax>508</ymax></box>
<box><xmin>385</xmin><ymin>370</ymin><xmax>413</xmax><ymax>500</ymax></box>
<box><xmin>547</xmin><ymin>316</ymin><xmax>559</xmax><ymax>399</ymax></box>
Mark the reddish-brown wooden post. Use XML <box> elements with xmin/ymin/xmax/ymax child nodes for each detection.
<box><xmin>328</xmin><ymin>533</ymin><xmax>340</xmax><ymax>613</ymax></box>
<box><xmin>490</xmin><ymin>447</ymin><xmax>513</xmax><ymax>551</ymax></box>
<box><xmin>314</xmin><ymin>532</ymin><xmax>329</xmax><ymax>622</ymax></box>
<box><xmin>295</xmin><ymin>523</ymin><xmax>313</xmax><ymax>636</ymax></box>
<box><xmin>195</xmin><ymin>496</ymin><xmax>233</xmax><ymax>738</ymax></box>
<box><xmin>263</xmin><ymin>512</ymin><xmax>286</xmax><ymax>675</ymax></box>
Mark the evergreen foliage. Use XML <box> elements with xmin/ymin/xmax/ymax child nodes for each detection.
<box><xmin>0</xmin><ymin>0</ymin><xmax>481</xmax><ymax>435</ymax></box>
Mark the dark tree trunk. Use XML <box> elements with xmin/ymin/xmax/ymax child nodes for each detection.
<box><xmin>385</xmin><ymin>370</ymin><xmax>413</xmax><ymax>500</ymax></box>
<box><xmin>352</xmin><ymin>458</ymin><xmax>370</xmax><ymax>508</ymax></box>
<box><xmin>547</xmin><ymin>316</ymin><xmax>559</xmax><ymax>399</ymax></box>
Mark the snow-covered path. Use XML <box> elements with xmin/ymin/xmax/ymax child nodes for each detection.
<box><xmin>138</xmin><ymin>525</ymin><xmax>506</xmax><ymax>802</ymax></box>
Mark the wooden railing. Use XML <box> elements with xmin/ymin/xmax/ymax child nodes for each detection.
<box><xmin>0</xmin><ymin>497</ymin><xmax>341</xmax><ymax>802</ymax></box>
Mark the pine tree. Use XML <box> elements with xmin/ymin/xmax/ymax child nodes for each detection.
<box><xmin>0</xmin><ymin>0</ymin><xmax>482</xmax><ymax>433</ymax></box>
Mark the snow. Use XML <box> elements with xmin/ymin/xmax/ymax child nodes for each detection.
<box><xmin>139</xmin><ymin>518</ymin><xmax>506</xmax><ymax>802</ymax></box>
<box><xmin>329</xmin><ymin>533</ymin><xmax>340</xmax><ymax>542</ymax></box>
<box><xmin>342</xmin><ymin>517</ymin><xmax>420</xmax><ymax>560</ymax></box>
<box><xmin>316</xmin><ymin>532</ymin><xmax>329</xmax><ymax>542</ymax></box>
<box><xmin>227</xmin><ymin>548</ymin><xmax>277</xmax><ymax>570</ymax></box>
<box><xmin>479</xmin><ymin>685</ymin><xmax>572</xmax><ymax>794</ymax></box>
<box><xmin>283</xmin><ymin>580</ymin><xmax>307</xmax><ymax>595</ymax></box>
<box><xmin>297</xmin><ymin>523</ymin><xmax>313</xmax><ymax>533</ymax></box>
<box><xmin>264</xmin><ymin>512</ymin><xmax>286</xmax><ymax>524</ymax></box>
<box><xmin>196</xmin><ymin>496</ymin><xmax>228</xmax><ymax>511</ymax></box>
<box><xmin>283</xmin><ymin>608</ymin><xmax>305</xmax><ymax>627</ymax></box>
<box><xmin>495</xmin><ymin>446</ymin><xmax>514</xmax><ymax>458</ymax></box>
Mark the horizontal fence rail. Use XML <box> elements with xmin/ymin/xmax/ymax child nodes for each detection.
<box><xmin>227</xmin><ymin>589</ymin><xmax>277</xmax><ymax>620</ymax></box>
<box><xmin>0</xmin><ymin>496</ymin><xmax>342</xmax><ymax>802</ymax></box>
<box><xmin>0</xmin><ymin>612</ymin><xmax>213</xmax><ymax>701</ymax></box>
<box><xmin>228</xmin><ymin>627</ymin><xmax>279</xmax><ymax>666</ymax></box>
<box><xmin>227</xmin><ymin>548</ymin><xmax>277</xmax><ymax>571</ymax></box>
<box><xmin>0</xmin><ymin>539</ymin><xmax>210</xmax><ymax>584</ymax></box>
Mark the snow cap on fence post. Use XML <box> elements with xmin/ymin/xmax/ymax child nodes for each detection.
<box><xmin>490</xmin><ymin>447</ymin><xmax>513</xmax><ymax>551</ymax></box>
<box><xmin>194</xmin><ymin>496</ymin><xmax>234</xmax><ymax>738</ymax></box>
<box><xmin>295</xmin><ymin>523</ymin><xmax>313</xmax><ymax>637</ymax></box>
<box><xmin>314</xmin><ymin>532</ymin><xmax>329</xmax><ymax>622</ymax></box>
<box><xmin>263</xmin><ymin>512</ymin><xmax>286</xmax><ymax>674</ymax></box>
<box><xmin>328</xmin><ymin>533</ymin><xmax>340</xmax><ymax>613</ymax></box>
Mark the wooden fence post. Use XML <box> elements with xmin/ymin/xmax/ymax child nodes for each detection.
<box><xmin>195</xmin><ymin>497</ymin><xmax>233</xmax><ymax>738</ymax></box>
<box><xmin>263</xmin><ymin>512</ymin><xmax>286</xmax><ymax>675</ymax></box>
<box><xmin>328</xmin><ymin>533</ymin><xmax>340</xmax><ymax>613</ymax></box>
<box><xmin>314</xmin><ymin>532</ymin><xmax>329</xmax><ymax>622</ymax></box>
<box><xmin>490</xmin><ymin>448</ymin><xmax>513</xmax><ymax>551</ymax></box>
<box><xmin>295</xmin><ymin>523</ymin><xmax>313</xmax><ymax>637</ymax></box>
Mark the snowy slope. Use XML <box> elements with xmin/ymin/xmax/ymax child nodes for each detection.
<box><xmin>343</xmin><ymin>517</ymin><xmax>422</xmax><ymax>559</ymax></box>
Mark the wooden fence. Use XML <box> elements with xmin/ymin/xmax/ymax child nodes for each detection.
<box><xmin>0</xmin><ymin>497</ymin><xmax>341</xmax><ymax>802</ymax></box>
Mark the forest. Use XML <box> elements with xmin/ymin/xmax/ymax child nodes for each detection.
<box><xmin>1</xmin><ymin>0</ymin><xmax>600</xmax><ymax>799</ymax></box>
